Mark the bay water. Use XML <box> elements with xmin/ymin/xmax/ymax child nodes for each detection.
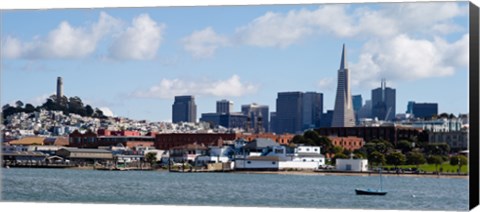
<box><xmin>0</xmin><ymin>168</ymin><xmax>469</xmax><ymax>211</ymax></box>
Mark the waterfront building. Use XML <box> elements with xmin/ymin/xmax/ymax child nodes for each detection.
<box><xmin>371</xmin><ymin>79</ymin><xmax>396</xmax><ymax>121</ymax></box>
<box><xmin>154</xmin><ymin>133</ymin><xmax>236</xmax><ymax>150</ymax></box>
<box><xmin>412</xmin><ymin>102</ymin><xmax>438</xmax><ymax>119</ymax></box>
<box><xmin>56</xmin><ymin>148</ymin><xmax>114</xmax><ymax>164</ymax></box>
<box><xmin>336</xmin><ymin>158</ymin><xmax>369</xmax><ymax>172</ymax></box>
<box><xmin>169</xmin><ymin>143</ymin><xmax>208</xmax><ymax>163</ymax></box>
<box><xmin>234</xmin><ymin>144</ymin><xmax>325</xmax><ymax>170</ymax></box>
<box><xmin>172</xmin><ymin>95</ymin><xmax>197</xmax><ymax>123</ymax></box>
<box><xmin>275</xmin><ymin>92</ymin><xmax>303</xmax><ymax>134</ymax></box>
<box><xmin>217</xmin><ymin>99</ymin><xmax>233</xmax><ymax>114</ymax></box>
<box><xmin>68</xmin><ymin>130</ymin><xmax>155</xmax><ymax>148</ymax></box>
<box><xmin>332</xmin><ymin>44</ymin><xmax>356</xmax><ymax>127</ymax></box>
<box><xmin>241</xmin><ymin>103</ymin><xmax>269</xmax><ymax>133</ymax></box>
<box><xmin>302</xmin><ymin>92</ymin><xmax>323</xmax><ymax>130</ymax></box>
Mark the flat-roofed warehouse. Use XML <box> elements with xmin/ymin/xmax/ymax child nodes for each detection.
<box><xmin>56</xmin><ymin>148</ymin><xmax>113</xmax><ymax>160</ymax></box>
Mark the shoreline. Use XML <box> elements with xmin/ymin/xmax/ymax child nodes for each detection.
<box><xmin>234</xmin><ymin>170</ymin><xmax>469</xmax><ymax>179</ymax></box>
<box><xmin>4</xmin><ymin>166</ymin><xmax>468</xmax><ymax>179</ymax></box>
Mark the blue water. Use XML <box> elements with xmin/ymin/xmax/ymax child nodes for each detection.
<box><xmin>0</xmin><ymin>168</ymin><xmax>469</xmax><ymax>210</ymax></box>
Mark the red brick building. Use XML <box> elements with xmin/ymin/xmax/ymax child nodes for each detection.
<box><xmin>237</xmin><ymin>133</ymin><xmax>294</xmax><ymax>145</ymax></box>
<box><xmin>69</xmin><ymin>130</ymin><xmax>154</xmax><ymax>148</ymax></box>
<box><xmin>154</xmin><ymin>133</ymin><xmax>237</xmax><ymax>150</ymax></box>
<box><xmin>328</xmin><ymin>136</ymin><xmax>365</xmax><ymax>151</ymax></box>
<box><xmin>154</xmin><ymin>132</ymin><xmax>295</xmax><ymax>150</ymax></box>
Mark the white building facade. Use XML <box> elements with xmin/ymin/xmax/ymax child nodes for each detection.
<box><xmin>336</xmin><ymin>159</ymin><xmax>369</xmax><ymax>172</ymax></box>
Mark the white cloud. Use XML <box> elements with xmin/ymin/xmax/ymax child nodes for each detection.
<box><xmin>2</xmin><ymin>12</ymin><xmax>121</xmax><ymax>59</ymax></box>
<box><xmin>350</xmin><ymin>33</ymin><xmax>468</xmax><ymax>88</ymax></box>
<box><xmin>182</xmin><ymin>27</ymin><xmax>229</xmax><ymax>58</ymax></box>
<box><xmin>232</xmin><ymin>3</ymin><xmax>466</xmax><ymax>48</ymax></box>
<box><xmin>109</xmin><ymin>14</ymin><xmax>165</xmax><ymax>60</ymax></box>
<box><xmin>132</xmin><ymin>75</ymin><xmax>258</xmax><ymax>99</ymax></box>
<box><xmin>317</xmin><ymin>77</ymin><xmax>335</xmax><ymax>90</ymax></box>
<box><xmin>99</xmin><ymin>107</ymin><xmax>114</xmax><ymax>117</ymax></box>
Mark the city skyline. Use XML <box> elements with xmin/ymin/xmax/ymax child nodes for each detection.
<box><xmin>1</xmin><ymin>2</ymin><xmax>469</xmax><ymax>122</ymax></box>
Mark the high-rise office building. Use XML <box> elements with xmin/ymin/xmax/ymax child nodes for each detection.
<box><xmin>56</xmin><ymin>77</ymin><xmax>63</xmax><ymax>102</ymax></box>
<box><xmin>270</xmin><ymin>112</ymin><xmax>278</xmax><ymax>133</ymax></box>
<box><xmin>216</xmin><ymin>99</ymin><xmax>233</xmax><ymax>114</ymax></box>
<box><xmin>172</xmin><ymin>95</ymin><xmax>197</xmax><ymax>123</ymax></box>
<box><xmin>241</xmin><ymin>103</ymin><xmax>269</xmax><ymax>132</ymax></box>
<box><xmin>352</xmin><ymin>95</ymin><xmax>362</xmax><ymax>112</ymax></box>
<box><xmin>319</xmin><ymin>110</ymin><xmax>334</xmax><ymax>128</ymax></box>
<box><xmin>412</xmin><ymin>102</ymin><xmax>438</xmax><ymax>119</ymax></box>
<box><xmin>357</xmin><ymin>100</ymin><xmax>372</xmax><ymax>119</ymax></box>
<box><xmin>302</xmin><ymin>92</ymin><xmax>323</xmax><ymax>130</ymax></box>
<box><xmin>406</xmin><ymin>101</ymin><xmax>415</xmax><ymax>114</ymax></box>
<box><xmin>332</xmin><ymin>44</ymin><xmax>356</xmax><ymax>127</ymax></box>
<box><xmin>371</xmin><ymin>79</ymin><xmax>396</xmax><ymax>121</ymax></box>
<box><xmin>275</xmin><ymin>92</ymin><xmax>303</xmax><ymax>134</ymax></box>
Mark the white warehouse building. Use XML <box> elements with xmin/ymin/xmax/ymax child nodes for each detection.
<box><xmin>335</xmin><ymin>158</ymin><xmax>369</xmax><ymax>172</ymax></box>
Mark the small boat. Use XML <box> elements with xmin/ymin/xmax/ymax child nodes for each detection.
<box><xmin>355</xmin><ymin>188</ymin><xmax>387</xmax><ymax>195</ymax></box>
<box><xmin>356</xmin><ymin>166</ymin><xmax>387</xmax><ymax>196</ymax></box>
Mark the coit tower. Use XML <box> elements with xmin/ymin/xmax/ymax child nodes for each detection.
<box><xmin>331</xmin><ymin>44</ymin><xmax>356</xmax><ymax>127</ymax></box>
<box><xmin>57</xmin><ymin>77</ymin><xmax>63</xmax><ymax>101</ymax></box>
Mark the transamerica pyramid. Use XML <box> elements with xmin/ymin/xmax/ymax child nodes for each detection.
<box><xmin>331</xmin><ymin>44</ymin><xmax>356</xmax><ymax>127</ymax></box>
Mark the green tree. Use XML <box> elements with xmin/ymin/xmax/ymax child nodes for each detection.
<box><xmin>406</xmin><ymin>151</ymin><xmax>426</xmax><ymax>168</ymax></box>
<box><xmin>317</xmin><ymin>136</ymin><xmax>333</xmax><ymax>155</ymax></box>
<box><xmin>85</xmin><ymin>105</ymin><xmax>94</xmax><ymax>117</ymax></box>
<box><xmin>396</xmin><ymin>140</ymin><xmax>413</xmax><ymax>154</ymax></box>
<box><xmin>427</xmin><ymin>155</ymin><xmax>444</xmax><ymax>173</ymax></box>
<box><xmin>424</xmin><ymin>144</ymin><xmax>450</xmax><ymax>156</ymax></box>
<box><xmin>15</xmin><ymin>100</ymin><xmax>24</xmax><ymax>108</ymax></box>
<box><xmin>368</xmin><ymin>151</ymin><xmax>386</xmax><ymax>166</ymax></box>
<box><xmin>386</xmin><ymin>152</ymin><xmax>406</xmax><ymax>169</ymax></box>
<box><xmin>332</xmin><ymin>146</ymin><xmax>344</xmax><ymax>155</ymax></box>
<box><xmin>145</xmin><ymin>152</ymin><xmax>158</xmax><ymax>168</ymax></box>
<box><xmin>450</xmin><ymin>155</ymin><xmax>468</xmax><ymax>173</ymax></box>
<box><xmin>24</xmin><ymin>103</ymin><xmax>36</xmax><ymax>113</ymax></box>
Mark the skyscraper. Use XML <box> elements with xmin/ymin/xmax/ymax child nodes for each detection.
<box><xmin>371</xmin><ymin>79</ymin><xmax>396</xmax><ymax>121</ymax></box>
<box><xmin>412</xmin><ymin>102</ymin><xmax>438</xmax><ymax>119</ymax></box>
<box><xmin>275</xmin><ymin>92</ymin><xmax>303</xmax><ymax>134</ymax></box>
<box><xmin>56</xmin><ymin>77</ymin><xmax>63</xmax><ymax>102</ymax></box>
<box><xmin>216</xmin><ymin>99</ymin><xmax>233</xmax><ymax>114</ymax></box>
<box><xmin>241</xmin><ymin>103</ymin><xmax>269</xmax><ymax>132</ymax></box>
<box><xmin>302</xmin><ymin>92</ymin><xmax>323</xmax><ymax>130</ymax></box>
<box><xmin>352</xmin><ymin>95</ymin><xmax>363</xmax><ymax>112</ymax></box>
<box><xmin>172</xmin><ymin>95</ymin><xmax>197</xmax><ymax>123</ymax></box>
<box><xmin>331</xmin><ymin>44</ymin><xmax>356</xmax><ymax>127</ymax></box>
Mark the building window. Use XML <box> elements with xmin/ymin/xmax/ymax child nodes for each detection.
<box><xmin>247</xmin><ymin>161</ymin><xmax>251</xmax><ymax>164</ymax></box>
<box><xmin>306</xmin><ymin>148</ymin><xmax>310</xmax><ymax>151</ymax></box>
<box><xmin>272</xmin><ymin>162</ymin><xmax>276</xmax><ymax>165</ymax></box>
<box><xmin>314</xmin><ymin>149</ymin><xmax>317</xmax><ymax>152</ymax></box>
<box><xmin>303</xmin><ymin>159</ymin><xmax>306</xmax><ymax>162</ymax></box>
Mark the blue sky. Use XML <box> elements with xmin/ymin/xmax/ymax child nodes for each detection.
<box><xmin>1</xmin><ymin>2</ymin><xmax>470</xmax><ymax>122</ymax></box>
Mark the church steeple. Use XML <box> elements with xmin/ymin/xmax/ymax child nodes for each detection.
<box><xmin>339</xmin><ymin>43</ymin><xmax>347</xmax><ymax>70</ymax></box>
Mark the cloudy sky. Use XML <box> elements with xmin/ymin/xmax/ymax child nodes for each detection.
<box><xmin>1</xmin><ymin>1</ymin><xmax>470</xmax><ymax>122</ymax></box>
